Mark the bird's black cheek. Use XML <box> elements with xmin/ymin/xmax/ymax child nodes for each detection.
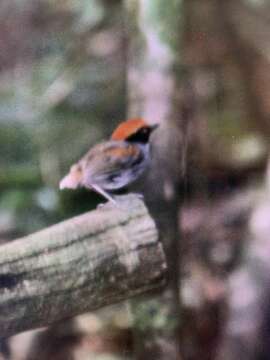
<box><xmin>126</xmin><ymin>129</ymin><xmax>151</xmax><ymax>143</ymax></box>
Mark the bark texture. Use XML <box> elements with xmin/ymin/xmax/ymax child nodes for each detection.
<box><xmin>125</xmin><ymin>1</ymin><xmax>185</xmax><ymax>359</ymax></box>
<box><xmin>217</xmin><ymin>163</ymin><xmax>270</xmax><ymax>360</ymax></box>
<box><xmin>0</xmin><ymin>194</ymin><xmax>166</xmax><ymax>339</ymax></box>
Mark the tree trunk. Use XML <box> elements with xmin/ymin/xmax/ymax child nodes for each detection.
<box><xmin>125</xmin><ymin>1</ymin><xmax>186</xmax><ymax>359</ymax></box>
<box><xmin>218</xmin><ymin>0</ymin><xmax>270</xmax><ymax>136</ymax></box>
<box><xmin>217</xmin><ymin>162</ymin><xmax>270</xmax><ymax>360</ymax></box>
<box><xmin>0</xmin><ymin>194</ymin><xmax>166</xmax><ymax>339</ymax></box>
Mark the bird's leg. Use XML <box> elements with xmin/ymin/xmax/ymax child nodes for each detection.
<box><xmin>91</xmin><ymin>184</ymin><xmax>117</xmax><ymax>204</ymax></box>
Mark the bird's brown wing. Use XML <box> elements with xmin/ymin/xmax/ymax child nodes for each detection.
<box><xmin>80</xmin><ymin>141</ymin><xmax>143</xmax><ymax>189</ymax></box>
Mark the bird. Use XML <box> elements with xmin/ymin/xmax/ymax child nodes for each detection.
<box><xmin>59</xmin><ymin>118</ymin><xmax>158</xmax><ymax>203</ymax></box>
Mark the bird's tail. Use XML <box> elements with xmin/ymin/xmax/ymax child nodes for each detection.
<box><xmin>59</xmin><ymin>164</ymin><xmax>83</xmax><ymax>190</ymax></box>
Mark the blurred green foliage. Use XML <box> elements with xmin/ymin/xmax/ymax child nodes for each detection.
<box><xmin>0</xmin><ymin>0</ymin><xmax>125</xmax><ymax>238</ymax></box>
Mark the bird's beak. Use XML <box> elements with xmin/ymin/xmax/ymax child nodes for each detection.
<box><xmin>150</xmin><ymin>124</ymin><xmax>159</xmax><ymax>132</ymax></box>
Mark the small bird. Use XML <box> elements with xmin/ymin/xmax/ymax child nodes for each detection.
<box><xmin>59</xmin><ymin>118</ymin><xmax>158</xmax><ymax>203</ymax></box>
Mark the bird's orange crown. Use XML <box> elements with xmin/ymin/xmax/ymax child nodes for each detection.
<box><xmin>111</xmin><ymin>118</ymin><xmax>148</xmax><ymax>141</ymax></box>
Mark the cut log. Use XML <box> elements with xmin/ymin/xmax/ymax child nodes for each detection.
<box><xmin>0</xmin><ymin>194</ymin><xmax>166</xmax><ymax>339</ymax></box>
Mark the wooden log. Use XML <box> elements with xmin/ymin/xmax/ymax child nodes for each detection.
<box><xmin>0</xmin><ymin>194</ymin><xmax>166</xmax><ymax>339</ymax></box>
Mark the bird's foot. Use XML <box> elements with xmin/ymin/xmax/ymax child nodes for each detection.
<box><xmin>97</xmin><ymin>197</ymin><xmax>118</xmax><ymax>210</ymax></box>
